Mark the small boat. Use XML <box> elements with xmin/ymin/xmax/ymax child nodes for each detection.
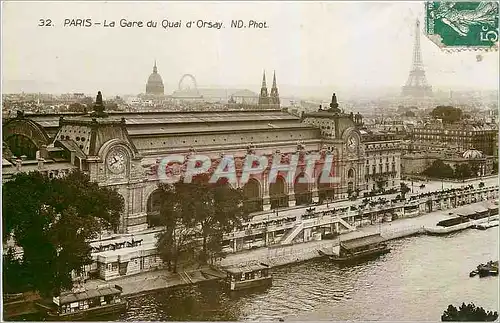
<box><xmin>474</xmin><ymin>220</ymin><xmax>499</xmax><ymax>230</ymax></box>
<box><xmin>320</xmin><ymin>233</ymin><xmax>390</xmax><ymax>264</ymax></box>
<box><xmin>223</xmin><ymin>263</ymin><xmax>272</xmax><ymax>291</ymax></box>
<box><xmin>470</xmin><ymin>261</ymin><xmax>499</xmax><ymax>278</ymax></box>
<box><xmin>36</xmin><ymin>284</ymin><xmax>127</xmax><ymax>320</ymax></box>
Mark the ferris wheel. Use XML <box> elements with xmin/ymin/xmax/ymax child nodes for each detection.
<box><xmin>178</xmin><ymin>74</ymin><xmax>198</xmax><ymax>91</ymax></box>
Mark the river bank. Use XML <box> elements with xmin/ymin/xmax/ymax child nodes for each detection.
<box><xmin>5</xmin><ymin>201</ymin><xmax>495</xmax><ymax>321</ymax></box>
<box><xmin>82</xmin><ymin>200</ymin><xmax>495</xmax><ymax>298</ymax></box>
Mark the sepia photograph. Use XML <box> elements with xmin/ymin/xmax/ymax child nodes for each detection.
<box><xmin>1</xmin><ymin>1</ymin><xmax>499</xmax><ymax>321</ymax></box>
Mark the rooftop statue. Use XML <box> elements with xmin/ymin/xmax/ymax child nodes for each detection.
<box><xmin>90</xmin><ymin>91</ymin><xmax>108</xmax><ymax>117</ymax></box>
<box><xmin>96</xmin><ymin>91</ymin><xmax>103</xmax><ymax>106</ymax></box>
<box><xmin>327</xmin><ymin>93</ymin><xmax>341</xmax><ymax>113</ymax></box>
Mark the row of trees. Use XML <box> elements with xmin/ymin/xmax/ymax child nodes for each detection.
<box><xmin>3</xmin><ymin>171</ymin><xmax>123</xmax><ymax>297</ymax></box>
<box><xmin>422</xmin><ymin>160</ymin><xmax>481</xmax><ymax>180</ymax></box>
<box><xmin>154</xmin><ymin>174</ymin><xmax>250</xmax><ymax>273</ymax></box>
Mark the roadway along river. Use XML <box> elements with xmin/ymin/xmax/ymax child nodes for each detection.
<box><xmin>118</xmin><ymin>227</ymin><xmax>498</xmax><ymax>321</ymax></box>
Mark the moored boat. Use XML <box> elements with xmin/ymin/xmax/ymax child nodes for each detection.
<box><xmin>424</xmin><ymin>216</ymin><xmax>472</xmax><ymax>235</ymax></box>
<box><xmin>223</xmin><ymin>263</ymin><xmax>272</xmax><ymax>291</ymax></box>
<box><xmin>36</xmin><ymin>284</ymin><xmax>127</xmax><ymax>320</ymax></box>
<box><xmin>320</xmin><ymin>233</ymin><xmax>391</xmax><ymax>264</ymax></box>
<box><xmin>474</xmin><ymin>220</ymin><xmax>499</xmax><ymax>230</ymax></box>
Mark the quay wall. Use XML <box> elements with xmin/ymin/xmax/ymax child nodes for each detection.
<box><xmin>218</xmin><ymin>210</ymin><xmax>458</xmax><ymax>269</ymax></box>
<box><xmin>218</xmin><ymin>226</ymin><xmax>427</xmax><ymax>268</ymax></box>
<box><xmin>220</xmin><ymin>240</ymin><xmax>339</xmax><ymax>268</ymax></box>
<box><xmin>380</xmin><ymin>225</ymin><xmax>424</xmax><ymax>240</ymax></box>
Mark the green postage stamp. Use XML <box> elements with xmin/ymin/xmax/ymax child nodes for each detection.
<box><xmin>425</xmin><ymin>1</ymin><xmax>499</xmax><ymax>51</ymax></box>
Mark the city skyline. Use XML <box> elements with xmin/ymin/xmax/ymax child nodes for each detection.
<box><xmin>2</xmin><ymin>1</ymin><xmax>499</xmax><ymax>97</ymax></box>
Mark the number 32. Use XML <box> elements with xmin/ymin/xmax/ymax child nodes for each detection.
<box><xmin>39</xmin><ymin>19</ymin><xmax>52</xmax><ymax>27</ymax></box>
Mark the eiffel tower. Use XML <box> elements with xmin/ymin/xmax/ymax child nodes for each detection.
<box><xmin>402</xmin><ymin>19</ymin><xmax>432</xmax><ymax>97</ymax></box>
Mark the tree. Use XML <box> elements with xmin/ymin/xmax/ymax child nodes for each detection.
<box><xmin>400</xmin><ymin>182</ymin><xmax>410</xmax><ymax>199</ymax></box>
<box><xmin>442</xmin><ymin>303</ymin><xmax>498</xmax><ymax>321</ymax></box>
<box><xmin>376</xmin><ymin>179</ymin><xmax>386</xmax><ymax>192</ymax></box>
<box><xmin>454</xmin><ymin>163</ymin><xmax>472</xmax><ymax>179</ymax></box>
<box><xmin>155</xmin><ymin>182</ymin><xmax>199</xmax><ymax>273</ymax></box>
<box><xmin>403</xmin><ymin>111</ymin><xmax>416</xmax><ymax>117</ymax></box>
<box><xmin>154</xmin><ymin>175</ymin><xmax>249</xmax><ymax>271</ymax></box>
<box><xmin>422</xmin><ymin>160</ymin><xmax>454</xmax><ymax>179</ymax></box>
<box><xmin>2</xmin><ymin>170</ymin><xmax>123</xmax><ymax>296</ymax></box>
<box><xmin>430</xmin><ymin>106</ymin><xmax>463</xmax><ymax>124</ymax></box>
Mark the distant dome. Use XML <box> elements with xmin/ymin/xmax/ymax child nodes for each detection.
<box><xmin>463</xmin><ymin>149</ymin><xmax>483</xmax><ymax>159</ymax></box>
<box><xmin>146</xmin><ymin>61</ymin><xmax>164</xmax><ymax>95</ymax></box>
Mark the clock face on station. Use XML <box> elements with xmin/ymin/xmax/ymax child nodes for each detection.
<box><xmin>106</xmin><ymin>146</ymin><xmax>128</xmax><ymax>174</ymax></box>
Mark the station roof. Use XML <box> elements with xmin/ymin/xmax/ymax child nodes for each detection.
<box><xmin>18</xmin><ymin>110</ymin><xmax>317</xmax><ymax>137</ymax></box>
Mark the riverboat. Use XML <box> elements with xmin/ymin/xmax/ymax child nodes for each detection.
<box><xmin>470</xmin><ymin>261</ymin><xmax>498</xmax><ymax>278</ymax></box>
<box><xmin>426</xmin><ymin>202</ymin><xmax>499</xmax><ymax>235</ymax></box>
<box><xmin>318</xmin><ymin>233</ymin><xmax>390</xmax><ymax>263</ymax></box>
<box><xmin>223</xmin><ymin>263</ymin><xmax>272</xmax><ymax>291</ymax></box>
<box><xmin>36</xmin><ymin>284</ymin><xmax>127</xmax><ymax>320</ymax></box>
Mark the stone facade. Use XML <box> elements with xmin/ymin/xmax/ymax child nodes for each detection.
<box><xmin>360</xmin><ymin>130</ymin><xmax>401</xmax><ymax>192</ymax></box>
<box><xmin>410</xmin><ymin>121</ymin><xmax>498</xmax><ymax>157</ymax></box>
<box><xmin>2</xmin><ymin>93</ymin><xmax>402</xmax><ymax>235</ymax></box>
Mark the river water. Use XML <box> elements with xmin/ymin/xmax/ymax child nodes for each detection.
<box><xmin>116</xmin><ymin>227</ymin><xmax>498</xmax><ymax>321</ymax></box>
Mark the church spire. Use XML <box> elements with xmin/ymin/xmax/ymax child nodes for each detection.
<box><xmin>270</xmin><ymin>70</ymin><xmax>280</xmax><ymax>107</ymax></box>
<box><xmin>258</xmin><ymin>70</ymin><xmax>269</xmax><ymax>106</ymax></box>
<box><xmin>153</xmin><ymin>60</ymin><xmax>158</xmax><ymax>73</ymax></box>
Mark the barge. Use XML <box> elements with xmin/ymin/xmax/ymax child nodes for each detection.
<box><xmin>425</xmin><ymin>202</ymin><xmax>499</xmax><ymax>235</ymax></box>
<box><xmin>223</xmin><ymin>263</ymin><xmax>272</xmax><ymax>291</ymax></box>
<box><xmin>36</xmin><ymin>284</ymin><xmax>127</xmax><ymax>320</ymax></box>
<box><xmin>318</xmin><ymin>233</ymin><xmax>390</xmax><ymax>263</ymax></box>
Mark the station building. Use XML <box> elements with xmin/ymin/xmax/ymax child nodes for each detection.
<box><xmin>3</xmin><ymin>91</ymin><xmax>406</xmax><ymax>279</ymax></box>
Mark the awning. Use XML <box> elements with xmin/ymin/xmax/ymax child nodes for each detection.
<box><xmin>457</xmin><ymin>206</ymin><xmax>476</xmax><ymax>216</ymax></box>
<box><xmin>59</xmin><ymin>286</ymin><xmax>121</xmax><ymax>305</ymax></box>
<box><xmin>223</xmin><ymin>263</ymin><xmax>269</xmax><ymax>274</ymax></box>
<box><xmin>473</xmin><ymin>205</ymin><xmax>488</xmax><ymax>213</ymax></box>
<box><xmin>340</xmin><ymin>234</ymin><xmax>385</xmax><ymax>250</ymax></box>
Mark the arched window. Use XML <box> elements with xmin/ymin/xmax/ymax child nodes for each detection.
<box><xmin>242</xmin><ymin>178</ymin><xmax>263</xmax><ymax>213</ymax></box>
<box><xmin>269</xmin><ymin>176</ymin><xmax>288</xmax><ymax>209</ymax></box>
<box><xmin>317</xmin><ymin>174</ymin><xmax>335</xmax><ymax>204</ymax></box>
<box><xmin>294</xmin><ymin>173</ymin><xmax>312</xmax><ymax>206</ymax></box>
<box><xmin>146</xmin><ymin>190</ymin><xmax>163</xmax><ymax>228</ymax></box>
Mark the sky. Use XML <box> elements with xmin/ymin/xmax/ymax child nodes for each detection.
<box><xmin>2</xmin><ymin>1</ymin><xmax>499</xmax><ymax>97</ymax></box>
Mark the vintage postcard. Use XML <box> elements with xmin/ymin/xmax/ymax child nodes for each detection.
<box><xmin>2</xmin><ymin>1</ymin><xmax>499</xmax><ymax>322</ymax></box>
